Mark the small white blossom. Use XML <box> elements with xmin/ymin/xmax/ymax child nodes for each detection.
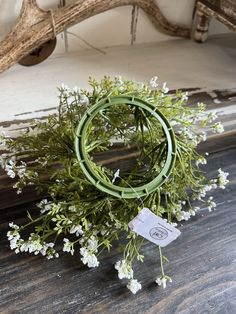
<box><xmin>196</xmin><ymin>156</ymin><xmax>207</xmax><ymax>166</ymax></box>
<box><xmin>162</xmin><ymin>82</ymin><xmax>169</xmax><ymax>94</ymax></box>
<box><xmin>155</xmin><ymin>276</ymin><xmax>172</xmax><ymax>289</ymax></box>
<box><xmin>70</xmin><ymin>224</ymin><xmax>83</xmax><ymax>236</ymax></box>
<box><xmin>7</xmin><ymin>230</ymin><xmax>20</xmax><ymax>249</ymax></box>
<box><xmin>5</xmin><ymin>159</ymin><xmax>16</xmax><ymax>178</ymax></box>
<box><xmin>16</xmin><ymin>161</ymin><xmax>27</xmax><ymax>178</ymax></box>
<box><xmin>9</xmin><ymin>222</ymin><xmax>19</xmax><ymax>230</ymax></box>
<box><xmin>211</xmin><ymin>122</ymin><xmax>224</xmax><ymax>134</ymax></box>
<box><xmin>60</xmin><ymin>83</ymin><xmax>69</xmax><ymax>91</ymax></box>
<box><xmin>182</xmin><ymin>92</ymin><xmax>189</xmax><ymax>101</ymax></box>
<box><xmin>37</xmin><ymin>199</ymin><xmax>52</xmax><ymax>214</ymax></box>
<box><xmin>179</xmin><ymin>127</ymin><xmax>194</xmax><ymax>140</ymax></box>
<box><xmin>7</xmin><ymin>223</ymin><xmax>21</xmax><ymax>250</ymax></box>
<box><xmin>170</xmin><ymin>120</ymin><xmax>181</xmax><ymax>127</ymax></box>
<box><xmin>79</xmin><ymin>94</ymin><xmax>89</xmax><ymax>106</ymax></box>
<box><xmin>115</xmin><ymin>260</ymin><xmax>133</xmax><ymax>279</ymax></box>
<box><xmin>40</xmin><ymin>242</ymin><xmax>54</xmax><ymax>256</ymax></box>
<box><xmin>176</xmin><ymin>211</ymin><xmax>191</xmax><ymax>221</ymax></box>
<box><xmin>127</xmin><ymin>279</ymin><xmax>142</xmax><ymax>294</ymax></box>
<box><xmin>80</xmin><ymin>247</ymin><xmax>99</xmax><ymax>268</ymax></box>
<box><xmin>87</xmin><ymin>236</ymin><xmax>98</xmax><ymax>252</ymax></box>
<box><xmin>112</xmin><ymin>169</ymin><xmax>120</xmax><ymax>183</ymax></box>
<box><xmin>114</xmin><ymin>76</ymin><xmax>124</xmax><ymax>91</ymax></box>
<box><xmin>12</xmin><ymin>181</ymin><xmax>22</xmax><ymax>194</ymax></box>
<box><xmin>207</xmin><ymin>111</ymin><xmax>218</xmax><ymax>123</ymax></box>
<box><xmin>63</xmin><ymin>238</ymin><xmax>74</xmax><ymax>255</ymax></box>
<box><xmin>217</xmin><ymin>168</ymin><xmax>229</xmax><ymax>189</ymax></box>
<box><xmin>206</xmin><ymin>196</ymin><xmax>216</xmax><ymax>211</ymax></box>
<box><xmin>197</xmin><ymin>131</ymin><xmax>207</xmax><ymax>143</ymax></box>
<box><xmin>189</xmin><ymin>209</ymin><xmax>196</xmax><ymax>216</ymax></box>
<box><xmin>194</xmin><ymin>182</ymin><xmax>216</xmax><ymax>200</ymax></box>
<box><xmin>149</xmin><ymin>76</ymin><xmax>158</xmax><ymax>88</ymax></box>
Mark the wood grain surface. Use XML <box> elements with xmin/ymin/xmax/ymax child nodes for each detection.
<box><xmin>0</xmin><ymin>88</ymin><xmax>236</xmax><ymax>313</ymax></box>
<box><xmin>0</xmin><ymin>145</ymin><xmax>235</xmax><ymax>314</ymax></box>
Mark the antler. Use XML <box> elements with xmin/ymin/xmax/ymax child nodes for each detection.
<box><xmin>0</xmin><ymin>0</ymin><xmax>190</xmax><ymax>74</ymax></box>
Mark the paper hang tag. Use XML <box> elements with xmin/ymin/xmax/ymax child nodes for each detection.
<box><xmin>128</xmin><ymin>207</ymin><xmax>181</xmax><ymax>247</ymax></box>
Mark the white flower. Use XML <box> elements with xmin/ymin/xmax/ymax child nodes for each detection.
<box><xmin>194</xmin><ymin>182</ymin><xmax>216</xmax><ymax>200</ymax></box>
<box><xmin>9</xmin><ymin>237</ymin><xmax>20</xmax><ymax>250</ymax></box>
<box><xmin>170</xmin><ymin>120</ymin><xmax>181</xmax><ymax>127</ymax></box>
<box><xmin>211</xmin><ymin>122</ymin><xmax>224</xmax><ymax>134</ymax></box>
<box><xmin>12</xmin><ymin>182</ymin><xmax>22</xmax><ymax>194</ymax></box>
<box><xmin>127</xmin><ymin>279</ymin><xmax>142</xmax><ymax>294</ymax></box>
<box><xmin>60</xmin><ymin>83</ymin><xmax>69</xmax><ymax>91</ymax></box>
<box><xmin>217</xmin><ymin>168</ymin><xmax>229</xmax><ymax>189</ymax></box>
<box><xmin>9</xmin><ymin>222</ymin><xmax>19</xmax><ymax>230</ymax></box>
<box><xmin>37</xmin><ymin>199</ymin><xmax>52</xmax><ymax>214</ymax></box>
<box><xmin>16</xmin><ymin>161</ymin><xmax>27</xmax><ymax>178</ymax></box>
<box><xmin>7</xmin><ymin>222</ymin><xmax>21</xmax><ymax>250</ymax></box>
<box><xmin>182</xmin><ymin>92</ymin><xmax>189</xmax><ymax>101</ymax></box>
<box><xmin>5</xmin><ymin>159</ymin><xmax>16</xmax><ymax>178</ymax></box>
<box><xmin>179</xmin><ymin>127</ymin><xmax>194</xmax><ymax>140</ymax></box>
<box><xmin>79</xmin><ymin>94</ymin><xmax>89</xmax><ymax>106</ymax></box>
<box><xmin>162</xmin><ymin>82</ymin><xmax>169</xmax><ymax>94</ymax></box>
<box><xmin>115</xmin><ymin>260</ymin><xmax>133</xmax><ymax>279</ymax></box>
<box><xmin>87</xmin><ymin>236</ymin><xmax>98</xmax><ymax>252</ymax></box>
<box><xmin>207</xmin><ymin>111</ymin><xmax>218</xmax><ymax>123</ymax></box>
<box><xmin>7</xmin><ymin>228</ymin><xmax>20</xmax><ymax>249</ymax></box>
<box><xmin>70</xmin><ymin>224</ymin><xmax>83</xmax><ymax>236</ymax></box>
<box><xmin>196</xmin><ymin>157</ymin><xmax>207</xmax><ymax>166</ymax></box>
<box><xmin>80</xmin><ymin>247</ymin><xmax>99</xmax><ymax>268</ymax></box>
<box><xmin>116</xmin><ymin>76</ymin><xmax>123</xmax><ymax>86</ymax></box>
<box><xmin>27</xmin><ymin>234</ymin><xmax>43</xmax><ymax>253</ymax></box>
<box><xmin>206</xmin><ymin>196</ymin><xmax>216</xmax><ymax>211</ymax></box>
<box><xmin>155</xmin><ymin>276</ymin><xmax>172</xmax><ymax>289</ymax></box>
<box><xmin>176</xmin><ymin>211</ymin><xmax>191</xmax><ymax>221</ymax></box>
<box><xmin>149</xmin><ymin>76</ymin><xmax>158</xmax><ymax>88</ymax></box>
<box><xmin>197</xmin><ymin>132</ymin><xmax>207</xmax><ymax>143</ymax></box>
<box><xmin>63</xmin><ymin>238</ymin><xmax>74</xmax><ymax>255</ymax></box>
<box><xmin>112</xmin><ymin>169</ymin><xmax>120</xmax><ymax>183</ymax></box>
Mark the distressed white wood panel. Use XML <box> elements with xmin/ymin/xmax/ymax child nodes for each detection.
<box><xmin>0</xmin><ymin>35</ymin><xmax>236</xmax><ymax>122</ymax></box>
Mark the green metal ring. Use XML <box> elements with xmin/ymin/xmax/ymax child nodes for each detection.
<box><xmin>74</xmin><ymin>95</ymin><xmax>176</xmax><ymax>199</ymax></box>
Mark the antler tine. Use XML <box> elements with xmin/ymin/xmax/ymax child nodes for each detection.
<box><xmin>0</xmin><ymin>0</ymin><xmax>190</xmax><ymax>74</ymax></box>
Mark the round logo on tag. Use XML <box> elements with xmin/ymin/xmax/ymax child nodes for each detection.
<box><xmin>149</xmin><ymin>227</ymin><xmax>168</xmax><ymax>240</ymax></box>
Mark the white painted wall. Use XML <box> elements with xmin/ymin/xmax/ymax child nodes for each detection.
<box><xmin>0</xmin><ymin>0</ymin><xmax>230</xmax><ymax>54</ymax></box>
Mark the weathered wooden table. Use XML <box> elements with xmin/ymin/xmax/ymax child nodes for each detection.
<box><xmin>0</xmin><ymin>89</ymin><xmax>236</xmax><ymax>314</ymax></box>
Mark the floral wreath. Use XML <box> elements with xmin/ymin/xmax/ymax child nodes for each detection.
<box><xmin>1</xmin><ymin>76</ymin><xmax>229</xmax><ymax>294</ymax></box>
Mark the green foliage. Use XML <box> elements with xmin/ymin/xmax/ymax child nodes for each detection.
<box><xmin>2</xmin><ymin>76</ymin><xmax>228</xmax><ymax>292</ymax></box>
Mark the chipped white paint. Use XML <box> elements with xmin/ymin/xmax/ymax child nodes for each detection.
<box><xmin>0</xmin><ymin>34</ymin><xmax>236</xmax><ymax>122</ymax></box>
